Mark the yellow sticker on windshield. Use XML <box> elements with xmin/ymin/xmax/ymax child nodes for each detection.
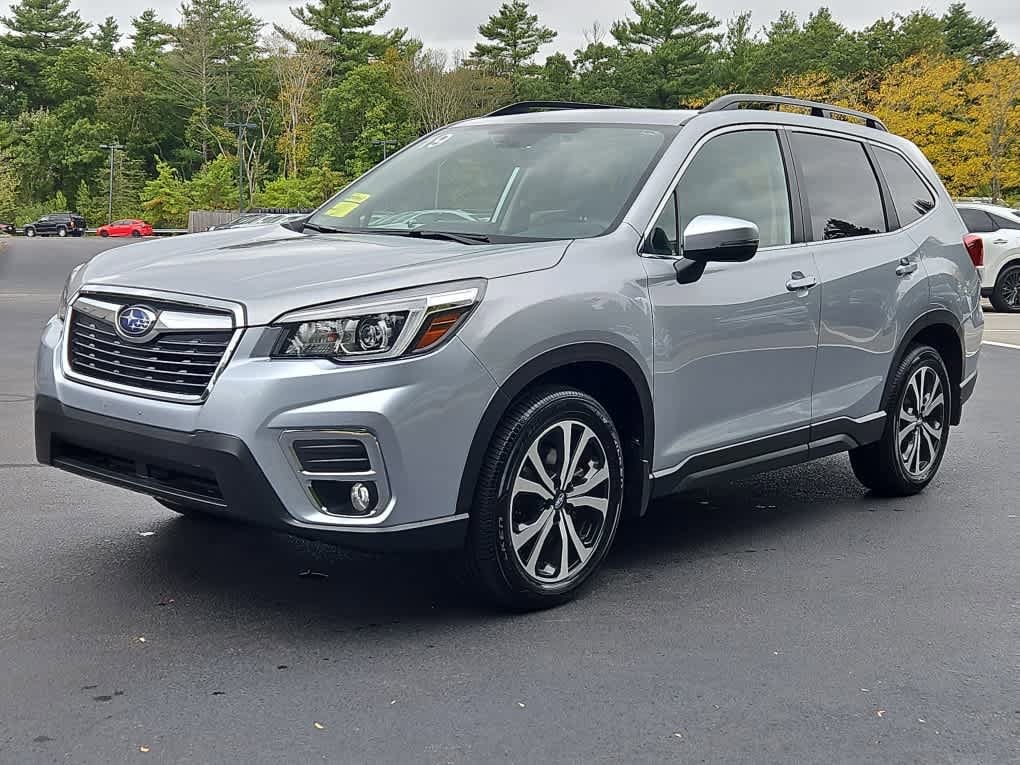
<box><xmin>325</xmin><ymin>192</ymin><xmax>371</xmax><ymax>218</ymax></box>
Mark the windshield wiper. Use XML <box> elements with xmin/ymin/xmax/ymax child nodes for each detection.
<box><xmin>404</xmin><ymin>229</ymin><xmax>491</xmax><ymax>245</ymax></box>
<box><xmin>302</xmin><ymin>222</ymin><xmax>358</xmax><ymax>234</ymax></box>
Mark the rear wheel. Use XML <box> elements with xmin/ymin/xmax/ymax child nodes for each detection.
<box><xmin>465</xmin><ymin>387</ymin><xmax>624</xmax><ymax>610</ymax></box>
<box><xmin>849</xmin><ymin>344</ymin><xmax>951</xmax><ymax>496</ymax></box>
<box><xmin>24</xmin><ymin>226</ymin><xmax>35</xmax><ymax>238</ymax></box>
<box><xmin>990</xmin><ymin>264</ymin><xmax>1020</xmax><ymax>313</ymax></box>
<box><xmin>131</xmin><ymin>229</ymin><xmax>142</xmax><ymax>237</ymax></box>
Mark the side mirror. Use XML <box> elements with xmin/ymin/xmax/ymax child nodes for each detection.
<box><xmin>682</xmin><ymin>215</ymin><xmax>759</xmax><ymax>263</ymax></box>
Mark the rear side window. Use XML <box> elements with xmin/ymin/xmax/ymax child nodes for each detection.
<box><xmin>959</xmin><ymin>208</ymin><xmax>997</xmax><ymax>233</ymax></box>
<box><xmin>989</xmin><ymin>213</ymin><xmax>1020</xmax><ymax>231</ymax></box>
<box><xmin>791</xmin><ymin>132</ymin><xmax>887</xmax><ymax>241</ymax></box>
<box><xmin>874</xmin><ymin>147</ymin><xmax>935</xmax><ymax>226</ymax></box>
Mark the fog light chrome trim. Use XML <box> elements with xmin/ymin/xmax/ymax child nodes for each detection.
<box><xmin>280</xmin><ymin>429</ymin><xmax>393</xmax><ymax>524</ymax></box>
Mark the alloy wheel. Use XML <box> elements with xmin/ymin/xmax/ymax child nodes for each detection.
<box><xmin>897</xmin><ymin>365</ymin><xmax>945</xmax><ymax>479</ymax></box>
<box><xmin>509</xmin><ymin>420</ymin><xmax>612</xmax><ymax>584</ymax></box>
<box><xmin>1000</xmin><ymin>269</ymin><xmax>1020</xmax><ymax>308</ymax></box>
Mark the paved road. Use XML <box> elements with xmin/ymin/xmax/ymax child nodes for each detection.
<box><xmin>1</xmin><ymin>238</ymin><xmax>1017</xmax><ymax>763</ymax></box>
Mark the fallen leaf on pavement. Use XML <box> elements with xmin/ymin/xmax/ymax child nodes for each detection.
<box><xmin>137</xmin><ymin>531</ymin><xmax>155</xmax><ymax>537</ymax></box>
<box><xmin>139</xmin><ymin>746</ymin><xmax>150</xmax><ymax>753</ymax></box>
<box><xmin>314</xmin><ymin>722</ymin><xmax>325</xmax><ymax>730</ymax></box>
<box><xmin>876</xmin><ymin>710</ymin><xmax>885</xmax><ymax>718</ymax></box>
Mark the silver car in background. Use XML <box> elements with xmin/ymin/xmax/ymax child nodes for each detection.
<box><xmin>36</xmin><ymin>96</ymin><xmax>982</xmax><ymax>609</ymax></box>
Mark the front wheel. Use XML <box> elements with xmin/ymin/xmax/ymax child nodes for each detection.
<box><xmin>849</xmin><ymin>344</ymin><xmax>951</xmax><ymax>496</ymax></box>
<box><xmin>56</xmin><ymin>226</ymin><xmax>67</xmax><ymax>238</ymax></box>
<box><xmin>465</xmin><ymin>387</ymin><xmax>625</xmax><ymax>610</ymax></box>
<box><xmin>990</xmin><ymin>264</ymin><xmax>1020</xmax><ymax>313</ymax></box>
<box><xmin>99</xmin><ymin>230</ymin><xmax>109</xmax><ymax>238</ymax></box>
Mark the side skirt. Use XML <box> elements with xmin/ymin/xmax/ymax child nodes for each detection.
<box><xmin>650</xmin><ymin>412</ymin><xmax>886</xmax><ymax>498</ymax></box>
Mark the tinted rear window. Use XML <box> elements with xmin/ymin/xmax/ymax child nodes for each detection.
<box><xmin>959</xmin><ymin>208</ymin><xmax>996</xmax><ymax>233</ymax></box>
<box><xmin>791</xmin><ymin>132</ymin><xmax>887</xmax><ymax>241</ymax></box>
<box><xmin>875</xmin><ymin>147</ymin><xmax>935</xmax><ymax>227</ymax></box>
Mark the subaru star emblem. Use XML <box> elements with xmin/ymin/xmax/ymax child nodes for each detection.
<box><xmin>116</xmin><ymin>305</ymin><xmax>158</xmax><ymax>339</ymax></box>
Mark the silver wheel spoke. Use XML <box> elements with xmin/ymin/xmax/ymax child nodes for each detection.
<box><xmin>568</xmin><ymin>465</ymin><xmax>609</xmax><ymax>498</ymax></box>
<box><xmin>912</xmin><ymin>430</ymin><xmax>922</xmax><ymax>474</ymax></box>
<box><xmin>570</xmin><ymin>495</ymin><xmax>609</xmax><ymax>517</ymax></box>
<box><xmin>513</xmin><ymin>475</ymin><xmax>553</xmax><ymax>502</ymax></box>
<box><xmin>563</xmin><ymin>512</ymin><xmax>591</xmax><ymax>566</ymax></box>
<box><xmin>526</xmin><ymin>442</ymin><xmax>555</xmax><ymax>494</ymax></box>
<box><xmin>921</xmin><ymin>420</ymin><xmax>942</xmax><ymax>440</ymax></box>
<box><xmin>923</xmin><ymin>391</ymin><xmax>943</xmax><ymax>417</ymax></box>
<box><xmin>920</xmin><ymin>427</ymin><xmax>937</xmax><ymax>466</ymax></box>
<box><xmin>564</xmin><ymin>426</ymin><xmax>595</xmax><ymax>487</ymax></box>
<box><xmin>512</xmin><ymin>506</ymin><xmax>553</xmax><ymax>552</ymax></box>
<box><xmin>523</xmin><ymin>511</ymin><xmax>556</xmax><ymax>576</ymax></box>
<box><xmin>898</xmin><ymin>420</ymin><xmax>917</xmax><ymax>443</ymax></box>
<box><xmin>557</xmin><ymin>516</ymin><xmax>571</xmax><ymax>577</ymax></box>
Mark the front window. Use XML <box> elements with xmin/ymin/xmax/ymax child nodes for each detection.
<box><xmin>308</xmin><ymin>123</ymin><xmax>674</xmax><ymax>242</ymax></box>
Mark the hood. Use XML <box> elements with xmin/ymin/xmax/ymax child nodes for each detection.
<box><xmin>79</xmin><ymin>224</ymin><xmax>568</xmax><ymax>325</ymax></box>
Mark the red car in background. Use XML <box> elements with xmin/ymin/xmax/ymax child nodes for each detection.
<box><xmin>96</xmin><ymin>219</ymin><xmax>154</xmax><ymax>238</ymax></box>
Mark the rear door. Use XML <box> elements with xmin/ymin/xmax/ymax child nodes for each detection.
<box><xmin>643</xmin><ymin>127</ymin><xmax>821</xmax><ymax>482</ymax></box>
<box><xmin>791</xmin><ymin>131</ymin><xmax>932</xmax><ymax>429</ymax></box>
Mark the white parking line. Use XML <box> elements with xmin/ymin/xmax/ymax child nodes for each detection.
<box><xmin>983</xmin><ymin>340</ymin><xmax>1020</xmax><ymax>350</ymax></box>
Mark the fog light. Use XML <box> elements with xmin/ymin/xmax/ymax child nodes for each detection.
<box><xmin>351</xmin><ymin>482</ymin><xmax>373</xmax><ymax>513</ymax></box>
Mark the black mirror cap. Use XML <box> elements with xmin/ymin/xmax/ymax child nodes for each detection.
<box><xmin>684</xmin><ymin>240</ymin><xmax>759</xmax><ymax>263</ymax></box>
<box><xmin>282</xmin><ymin>215</ymin><xmax>310</xmax><ymax>233</ymax></box>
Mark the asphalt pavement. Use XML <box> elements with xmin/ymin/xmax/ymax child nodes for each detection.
<box><xmin>1</xmin><ymin>237</ymin><xmax>1017</xmax><ymax>763</ymax></box>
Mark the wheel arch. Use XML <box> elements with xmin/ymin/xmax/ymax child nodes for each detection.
<box><xmin>883</xmin><ymin>309</ymin><xmax>965</xmax><ymax>426</ymax></box>
<box><xmin>455</xmin><ymin>343</ymin><xmax>655</xmax><ymax>519</ymax></box>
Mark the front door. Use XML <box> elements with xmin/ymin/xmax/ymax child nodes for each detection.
<box><xmin>643</xmin><ymin>128</ymin><xmax>821</xmax><ymax>483</ymax></box>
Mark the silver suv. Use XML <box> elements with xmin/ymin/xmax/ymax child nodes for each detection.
<box><xmin>36</xmin><ymin>96</ymin><xmax>983</xmax><ymax>609</ymax></box>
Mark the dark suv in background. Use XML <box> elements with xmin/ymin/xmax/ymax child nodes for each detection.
<box><xmin>24</xmin><ymin>212</ymin><xmax>86</xmax><ymax>238</ymax></box>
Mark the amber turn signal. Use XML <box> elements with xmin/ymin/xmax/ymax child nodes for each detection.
<box><xmin>413</xmin><ymin>309</ymin><xmax>468</xmax><ymax>351</ymax></box>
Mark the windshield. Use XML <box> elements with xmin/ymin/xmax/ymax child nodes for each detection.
<box><xmin>308</xmin><ymin>123</ymin><xmax>674</xmax><ymax>242</ymax></box>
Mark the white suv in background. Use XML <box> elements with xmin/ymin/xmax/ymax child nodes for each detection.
<box><xmin>958</xmin><ymin>203</ymin><xmax>1020</xmax><ymax>312</ymax></box>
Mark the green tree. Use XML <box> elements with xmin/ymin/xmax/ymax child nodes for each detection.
<box><xmin>91</xmin><ymin>16</ymin><xmax>121</xmax><ymax>55</ymax></box>
<box><xmin>281</xmin><ymin>0</ymin><xmax>404</xmax><ymax>72</ymax></box>
<box><xmin>129</xmin><ymin>9</ymin><xmax>174</xmax><ymax>68</ymax></box>
<box><xmin>0</xmin><ymin>0</ymin><xmax>90</xmax><ymax>108</ymax></box>
<box><xmin>469</xmin><ymin>0</ymin><xmax>556</xmax><ymax>79</ymax></box>
<box><xmin>611</xmin><ymin>0</ymin><xmax>720</xmax><ymax>106</ymax></box>
<box><xmin>941</xmin><ymin>2</ymin><xmax>1011</xmax><ymax>63</ymax></box>
<box><xmin>141</xmin><ymin>158</ymin><xmax>193</xmax><ymax>226</ymax></box>
<box><xmin>0</xmin><ymin>150</ymin><xmax>19</xmax><ymax>220</ymax></box>
<box><xmin>255</xmin><ymin>166</ymin><xmax>344</xmax><ymax>208</ymax></box>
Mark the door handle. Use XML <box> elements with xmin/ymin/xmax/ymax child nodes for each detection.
<box><xmin>992</xmin><ymin>238</ymin><xmax>1008</xmax><ymax>245</ymax></box>
<box><xmin>786</xmin><ymin>272</ymin><xmax>817</xmax><ymax>291</ymax></box>
<box><xmin>895</xmin><ymin>258</ymin><xmax>918</xmax><ymax>277</ymax></box>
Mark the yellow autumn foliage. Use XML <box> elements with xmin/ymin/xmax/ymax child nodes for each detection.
<box><xmin>779</xmin><ymin>53</ymin><xmax>1020</xmax><ymax>202</ymax></box>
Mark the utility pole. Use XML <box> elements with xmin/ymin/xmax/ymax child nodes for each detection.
<box><xmin>224</xmin><ymin>121</ymin><xmax>258</xmax><ymax>217</ymax></box>
<box><xmin>372</xmin><ymin>139</ymin><xmax>397</xmax><ymax>161</ymax></box>
<box><xmin>99</xmin><ymin>142</ymin><xmax>125</xmax><ymax>225</ymax></box>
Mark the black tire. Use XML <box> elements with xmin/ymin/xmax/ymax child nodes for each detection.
<box><xmin>24</xmin><ymin>226</ymin><xmax>35</xmax><ymax>238</ymax></box>
<box><xmin>56</xmin><ymin>226</ymin><xmax>67</xmax><ymax>238</ymax></box>
<box><xmin>99</xmin><ymin>230</ymin><xmax>109</xmax><ymax>237</ymax></box>
<box><xmin>131</xmin><ymin>229</ymin><xmax>142</xmax><ymax>237</ymax></box>
<box><xmin>989</xmin><ymin>264</ymin><xmax>1020</xmax><ymax>313</ymax></box>
<box><xmin>849</xmin><ymin>344</ymin><xmax>952</xmax><ymax>496</ymax></box>
<box><xmin>465</xmin><ymin>387</ymin><xmax>625</xmax><ymax>610</ymax></box>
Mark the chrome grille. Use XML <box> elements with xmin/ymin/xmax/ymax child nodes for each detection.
<box><xmin>65</xmin><ymin>294</ymin><xmax>238</xmax><ymax>400</ymax></box>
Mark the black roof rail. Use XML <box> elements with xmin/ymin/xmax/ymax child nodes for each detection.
<box><xmin>701</xmin><ymin>94</ymin><xmax>888</xmax><ymax>132</ymax></box>
<box><xmin>486</xmin><ymin>100</ymin><xmax>620</xmax><ymax>118</ymax></box>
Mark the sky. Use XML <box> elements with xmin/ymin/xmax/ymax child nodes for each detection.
<box><xmin>66</xmin><ymin>0</ymin><xmax>1019</xmax><ymax>57</ymax></box>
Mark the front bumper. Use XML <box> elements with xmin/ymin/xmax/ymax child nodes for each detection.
<box><xmin>36</xmin><ymin>312</ymin><xmax>498</xmax><ymax>549</ymax></box>
<box><xmin>35</xmin><ymin>395</ymin><xmax>468</xmax><ymax>551</ymax></box>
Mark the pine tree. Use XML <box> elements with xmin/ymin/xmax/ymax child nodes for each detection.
<box><xmin>129</xmin><ymin>9</ymin><xmax>173</xmax><ymax>67</ymax></box>
<box><xmin>611</xmin><ymin>0</ymin><xmax>720</xmax><ymax>106</ymax></box>
<box><xmin>468</xmin><ymin>1</ymin><xmax>556</xmax><ymax>78</ymax></box>
<box><xmin>92</xmin><ymin>16</ymin><xmax>121</xmax><ymax>55</ymax></box>
<box><xmin>941</xmin><ymin>3</ymin><xmax>1011</xmax><ymax>63</ymax></box>
<box><xmin>0</xmin><ymin>0</ymin><xmax>89</xmax><ymax>102</ymax></box>
<box><xmin>281</xmin><ymin>0</ymin><xmax>404</xmax><ymax>71</ymax></box>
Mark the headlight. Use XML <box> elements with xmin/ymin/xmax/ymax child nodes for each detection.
<box><xmin>273</xmin><ymin>284</ymin><xmax>483</xmax><ymax>362</ymax></box>
<box><xmin>57</xmin><ymin>264</ymin><xmax>85</xmax><ymax>321</ymax></box>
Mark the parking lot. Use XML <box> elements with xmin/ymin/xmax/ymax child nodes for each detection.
<box><xmin>1</xmin><ymin>237</ymin><xmax>1017</xmax><ymax>762</ymax></box>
